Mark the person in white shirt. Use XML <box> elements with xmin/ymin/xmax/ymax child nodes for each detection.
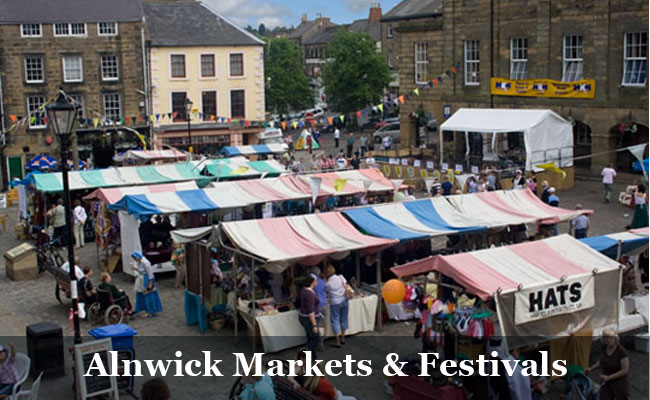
<box><xmin>61</xmin><ymin>256</ymin><xmax>84</xmax><ymax>280</ymax></box>
<box><xmin>601</xmin><ymin>164</ymin><xmax>617</xmax><ymax>203</ymax></box>
<box><xmin>324</xmin><ymin>265</ymin><xmax>349</xmax><ymax>348</ymax></box>
<box><xmin>73</xmin><ymin>200</ymin><xmax>87</xmax><ymax>248</ymax></box>
<box><xmin>336</xmin><ymin>155</ymin><xmax>347</xmax><ymax>170</ymax></box>
<box><xmin>365</xmin><ymin>155</ymin><xmax>376</xmax><ymax>168</ymax></box>
<box><xmin>334</xmin><ymin>127</ymin><xmax>340</xmax><ymax>148</ymax></box>
<box><xmin>382</xmin><ymin>135</ymin><xmax>392</xmax><ymax>150</ymax></box>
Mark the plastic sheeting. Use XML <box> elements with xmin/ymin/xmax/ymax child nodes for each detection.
<box><xmin>439</xmin><ymin>109</ymin><xmax>573</xmax><ymax>171</ymax></box>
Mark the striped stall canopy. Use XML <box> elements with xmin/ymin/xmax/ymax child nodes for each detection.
<box><xmin>200</xmin><ymin>157</ymin><xmax>287</xmax><ymax>179</ymax></box>
<box><xmin>220</xmin><ymin>212</ymin><xmax>397</xmax><ymax>267</ymax></box>
<box><xmin>391</xmin><ymin>234</ymin><xmax>620</xmax><ymax>300</ymax></box>
<box><xmin>31</xmin><ymin>163</ymin><xmax>203</xmax><ymax>192</ymax></box>
<box><xmin>581</xmin><ymin>227</ymin><xmax>649</xmax><ymax>259</ymax></box>
<box><xmin>300</xmin><ymin>168</ymin><xmax>394</xmax><ymax>195</ymax></box>
<box><xmin>83</xmin><ymin>181</ymin><xmax>198</xmax><ymax>205</ymax></box>
<box><xmin>343</xmin><ymin>197</ymin><xmax>486</xmax><ymax>241</ymax></box>
<box><xmin>445</xmin><ymin>189</ymin><xmax>591</xmax><ymax>227</ymax></box>
<box><xmin>220</xmin><ymin>143</ymin><xmax>288</xmax><ymax>157</ymax></box>
<box><xmin>113</xmin><ymin>149</ymin><xmax>187</xmax><ymax>163</ymax></box>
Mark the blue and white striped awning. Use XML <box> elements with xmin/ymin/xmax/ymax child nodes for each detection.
<box><xmin>342</xmin><ymin>197</ymin><xmax>486</xmax><ymax>241</ymax></box>
<box><xmin>220</xmin><ymin>143</ymin><xmax>288</xmax><ymax>157</ymax></box>
<box><xmin>580</xmin><ymin>228</ymin><xmax>649</xmax><ymax>259</ymax></box>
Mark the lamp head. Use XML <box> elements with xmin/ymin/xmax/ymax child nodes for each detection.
<box><xmin>46</xmin><ymin>90</ymin><xmax>77</xmax><ymax>137</ymax></box>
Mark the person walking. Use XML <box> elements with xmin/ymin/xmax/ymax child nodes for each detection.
<box><xmin>47</xmin><ymin>198</ymin><xmax>66</xmax><ymax>246</ymax></box>
<box><xmin>298</xmin><ymin>274</ymin><xmax>321</xmax><ymax>356</ymax></box>
<box><xmin>586</xmin><ymin>328</ymin><xmax>630</xmax><ymax>400</ymax></box>
<box><xmin>359</xmin><ymin>133</ymin><xmax>368</xmax><ymax>157</ymax></box>
<box><xmin>601</xmin><ymin>164</ymin><xmax>617</xmax><ymax>203</ymax></box>
<box><xmin>346</xmin><ymin>133</ymin><xmax>355</xmax><ymax>158</ymax></box>
<box><xmin>334</xmin><ymin>127</ymin><xmax>340</xmax><ymax>148</ymax></box>
<box><xmin>569</xmin><ymin>204</ymin><xmax>589</xmax><ymax>239</ymax></box>
<box><xmin>73</xmin><ymin>200</ymin><xmax>87</xmax><ymax>248</ymax></box>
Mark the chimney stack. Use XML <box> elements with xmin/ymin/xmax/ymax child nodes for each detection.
<box><xmin>369</xmin><ymin>3</ymin><xmax>382</xmax><ymax>22</ymax></box>
<box><xmin>301</xmin><ymin>13</ymin><xmax>308</xmax><ymax>22</ymax></box>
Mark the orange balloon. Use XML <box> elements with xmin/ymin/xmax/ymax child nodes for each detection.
<box><xmin>382</xmin><ymin>279</ymin><xmax>406</xmax><ymax>304</ymax></box>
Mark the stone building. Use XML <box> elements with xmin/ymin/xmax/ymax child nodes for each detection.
<box><xmin>391</xmin><ymin>0</ymin><xmax>648</xmax><ymax>172</ymax></box>
<box><xmin>0</xmin><ymin>0</ymin><xmax>148</xmax><ymax>183</ymax></box>
<box><xmin>142</xmin><ymin>1</ymin><xmax>265</xmax><ymax>154</ymax></box>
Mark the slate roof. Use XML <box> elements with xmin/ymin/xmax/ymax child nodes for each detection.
<box><xmin>0</xmin><ymin>0</ymin><xmax>143</xmax><ymax>23</ymax></box>
<box><xmin>346</xmin><ymin>18</ymin><xmax>380</xmax><ymax>41</ymax></box>
<box><xmin>287</xmin><ymin>20</ymin><xmax>316</xmax><ymax>40</ymax></box>
<box><xmin>142</xmin><ymin>2</ymin><xmax>263</xmax><ymax>47</ymax></box>
<box><xmin>381</xmin><ymin>0</ymin><xmax>442</xmax><ymax>22</ymax></box>
<box><xmin>302</xmin><ymin>26</ymin><xmax>340</xmax><ymax>46</ymax></box>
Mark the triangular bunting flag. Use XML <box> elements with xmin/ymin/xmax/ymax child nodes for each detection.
<box><xmin>398</xmin><ymin>95</ymin><xmax>405</xmax><ymax>104</ymax></box>
<box><xmin>339</xmin><ymin>115</ymin><xmax>345</xmax><ymax>123</ymax></box>
<box><xmin>292</xmin><ymin>121</ymin><xmax>298</xmax><ymax>129</ymax></box>
<box><xmin>167</xmin><ymin>113</ymin><xmax>172</xmax><ymax>119</ymax></box>
<box><xmin>356</xmin><ymin>111</ymin><xmax>362</xmax><ymax>118</ymax></box>
<box><xmin>451</xmin><ymin>66</ymin><xmax>457</xmax><ymax>73</ymax></box>
<box><xmin>227</xmin><ymin>118</ymin><xmax>231</xmax><ymax>123</ymax></box>
<box><xmin>333</xmin><ymin>179</ymin><xmax>347</xmax><ymax>192</ymax></box>
<box><xmin>281</xmin><ymin>121</ymin><xmax>287</xmax><ymax>130</ymax></box>
<box><xmin>327</xmin><ymin>117</ymin><xmax>333</xmax><ymax>126</ymax></box>
<box><xmin>245</xmin><ymin>120</ymin><xmax>251</xmax><ymax>128</ymax></box>
<box><xmin>93</xmin><ymin>118</ymin><xmax>100</xmax><ymax>128</ymax></box>
<box><xmin>125</xmin><ymin>117</ymin><xmax>131</xmax><ymax>125</ymax></box>
<box><xmin>149</xmin><ymin>115</ymin><xmax>155</xmax><ymax>123</ymax></box>
<box><xmin>378</xmin><ymin>104</ymin><xmax>384</xmax><ymax>113</ymax></box>
<box><xmin>432</xmin><ymin>78</ymin><xmax>439</xmax><ymax>88</ymax></box>
<box><xmin>173</xmin><ymin>112</ymin><xmax>178</xmax><ymax>119</ymax></box>
<box><xmin>9</xmin><ymin>115</ymin><xmax>16</xmax><ymax>124</ymax></box>
<box><xmin>155</xmin><ymin>114</ymin><xmax>160</xmax><ymax>121</ymax></box>
<box><xmin>30</xmin><ymin>116</ymin><xmax>36</xmax><ymax>125</ymax></box>
<box><xmin>413</xmin><ymin>88</ymin><xmax>420</xmax><ymax>96</ymax></box>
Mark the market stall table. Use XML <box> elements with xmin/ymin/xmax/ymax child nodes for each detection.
<box><xmin>237</xmin><ymin>294</ymin><xmax>378</xmax><ymax>353</ymax></box>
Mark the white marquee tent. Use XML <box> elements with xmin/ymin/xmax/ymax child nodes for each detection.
<box><xmin>439</xmin><ymin>108</ymin><xmax>573</xmax><ymax>171</ymax></box>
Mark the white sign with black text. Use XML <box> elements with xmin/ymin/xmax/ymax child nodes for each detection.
<box><xmin>514</xmin><ymin>274</ymin><xmax>595</xmax><ymax>325</ymax></box>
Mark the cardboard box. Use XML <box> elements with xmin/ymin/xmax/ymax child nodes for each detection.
<box><xmin>5</xmin><ymin>243</ymin><xmax>38</xmax><ymax>280</ymax></box>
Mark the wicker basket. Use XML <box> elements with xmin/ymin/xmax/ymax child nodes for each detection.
<box><xmin>209</xmin><ymin>318</ymin><xmax>226</xmax><ymax>331</ymax></box>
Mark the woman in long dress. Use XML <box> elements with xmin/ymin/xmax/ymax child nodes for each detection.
<box><xmin>631</xmin><ymin>185</ymin><xmax>648</xmax><ymax>229</ymax></box>
<box><xmin>131</xmin><ymin>251</ymin><xmax>162</xmax><ymax>317</ymax></box>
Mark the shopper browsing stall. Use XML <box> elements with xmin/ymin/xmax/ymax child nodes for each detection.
<box><xmin>298</xmin><ymin>274</ymin><xmax>321</xmax><ymax>356</ymax></box>
<box><xmin>324</xmin><ymin>265</ymin><xmax>350</xmax><ymax>348</ymax></box>
<box><xmin>586</xmin><ymin>328</ymin><xmax>630</xmax><ymax>400</ymax></box>
<box><xmin>131</xmin><ymin>251</ymin><xmax>162</xmax><ymax>317</ymax></box>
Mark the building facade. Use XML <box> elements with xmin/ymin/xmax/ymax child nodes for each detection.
<box><xmin>393</xmin><ymin>0</ymin><xmax>648</xmax><ymax>172</ymax></box>
<box><xmin>142</xmin><ymin>1</ymin><xmax>265</xmax><ymax>154</ymax></box>
<box><xmin>0</xmin><ymin>0</ymin><xmax>148</xmax><ymax>183</ymax></box>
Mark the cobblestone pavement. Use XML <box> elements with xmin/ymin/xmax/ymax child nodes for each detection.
<box><xmin>0</xmin><ymin>171</ymin><xmax>647</xmax><ymax>399</ymax></box>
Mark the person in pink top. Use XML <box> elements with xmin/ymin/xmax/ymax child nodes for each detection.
<box><xmin>601</xmin><ymin>164</ymin><xmax>617</xmax><ymax>203</ymax></box>
<box><xmin>0</xmin><ymin>343</ymin><xmax>19</xmax><ymax>396</ymax></box>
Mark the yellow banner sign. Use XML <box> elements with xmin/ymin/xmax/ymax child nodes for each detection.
<box><xmin>490</xmin><ymin>77</ymin><xmax>595</xmax><ymax>99</ymax></box>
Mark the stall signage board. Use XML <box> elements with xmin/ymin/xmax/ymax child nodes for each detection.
<box><xmin>413</xmin><ymin>160</ymin><xmax>421</xmax><ymax>167</ymax></box>
<box><xmin>74</xmin><ymin>339</ymin><xmax>119</xmax><ymax>400</ymax></box>
<box><xmin>514</xmin><ymin>274</ymin><xmax>595</xmax><ymax>325</ymax></box>
<box><xmin>400</xmin><ymin>159</ymin><xmax>408</xmax><ymax>166</ymax></box>
<box><xmin>441</xmin><ymin>163</ymin><xmax>448</xmax><ymax>170</ymax></box>
<box><xmin>389</xmin><ymin>158</ymin><xmax>398</xmax><ymax>165</ymax></box>
<box><xmin>443</xmin><ymin>104</ymin><xmax>452</xmax><ymax>119</ymax></box>
<box><xmin>426</xmin><ymin>161</ymin><xmax>434</xmax><ymax>169</ymax></box>
<box><xmin>471</xmin><ymin>165</ymin><xmax>479</xmax><ymax>174</ymax></box>
<box><xmin>455</xmin><ymin>164</ymin><xmax>463</xmax><ymax>173</ymax></box>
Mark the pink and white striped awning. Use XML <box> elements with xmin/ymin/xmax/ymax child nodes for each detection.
<box><xmin>220</xmin><ymin>212</ymin><xmax>397</xmax><ymax>266</ymax></box>
<box><xmin>301</xmin><ymin>168</ymin><xmax>394</xmax><ymax>195</ymax></box>
<box><xmin>113</xmin><ymin>149</ymin><xmax>187</xmax><ymax>162</ymax></box>
<box><xmin>392</xmin><ymin>234</ymin><xmax>620</xmax><ymax>300</ymax></box>
<box><xmin>83</xmin><ymin>181</ymin><xmax>198</xmax><ymax>204</ymax></box>
<box><xmin>446</xmin><ymin>189</ymin><xmax>591</xmax><ymax>226</ymax></box>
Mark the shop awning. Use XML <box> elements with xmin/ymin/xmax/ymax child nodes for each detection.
<box><xmin>391</xmin><ymin>234</ymin><xmax>619</xmax><ymax>300</ymax></box>
<box><xmin>219</xmin><ymin>212</ymin><xmax>397</xmax><ymax>267</ymax></box>
<box><xmin>83</xmin><ymin>181</ymin><xmax>198</xmax><ymax>205</ymax></box>
<box><xmin>113</xmin><ymin>149</ymin><xmax>188</xmax><ymax>163</ymax></box>
<box><xmin>580</xmin><ymin>228</ymin><xmax>649</xmax><ymax>259</ymax></box>
<box><xmin>31</xmin><ymin>163</ymin><xmax>203</xmax><ymax>192</ymax></box>
<box><xmin>220</xmin><ymin>143</ymin><xmax>288</xmax><ymax>157</ymax></box>
<box><xmin>342</xmin><ymin>197</ymin><xmax>486</xmax><ymax>241</ymax></box>
<box><xmin>445</xmin><ymin>189</ymin><xmax>591</xmax><ymax>226</ymax></box>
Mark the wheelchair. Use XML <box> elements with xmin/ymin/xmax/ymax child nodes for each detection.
<box><xmin>87</xmin><ymin>289</ymin><xmax>133</xmax><ymax>326</ymax></box>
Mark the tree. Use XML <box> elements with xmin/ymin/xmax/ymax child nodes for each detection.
<box><xmin>264</xmin><ymin>38</ymin><xmax>313</xmax><ymax>115</ymax></box>
<box><xmin>321</xmin><ymin>30</ymin><xmax>391</xmax><ymax>113</ymax></box>
<box><xmin>258</xmin><ymin>23</ymin><xmax>266</xmax><ymax>36</ymax></box>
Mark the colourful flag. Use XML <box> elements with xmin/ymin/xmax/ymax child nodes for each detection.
<box><xmin>93</xmin><ymin>118</ymin><xmax>99</xmax><ymax>128</ymax></box>
<box><xmin>149</xmin><ymin>115</ymin><xmax>155</xmax><ymax>122</ymax></box>
<box><xmin>413</xmin><ymin>88</ymin><xmax>420</xmax><ymax>96</ymax></box>
<box><xmin>245</xmin><ymin>120</ymin><xmax>251</xmax><ymax>128</ymax></box>
<box><xmin>536</xmin><ymin>162</ymin><xmax>566</xmax><ymax>179</ymax></box>
<box><xmin>281</xmin><ymin>121</ymin><xmax>287</xmax><ymax>130</ymax></box>
<box><xmin>9</xmin><ymin>115</ymin><xmax>16</xmax><ymax>124</ymax></box>
<box><xmin>334</xmin><ymin>179</ymin><xmax>347</xmax><ymax>192</ymax></box>
<box><xmin>398</xmin><ymin>96</ymin><xmax>405</xmax><ymax>104</ymax></box>
<box><xmin>339</xmin><ymin>115</ymin><xmax>345</xmax><ymax>123</ymax></box>
<box><xmin>356</xmin><ymin>111</ymin><xmax>362</xmax><ymax>118</ymax></box>
<box><xmin>378</xmin><ymin>104</ymin><xmax>384</xmax><ymax>113</ymax></box>
<box><xmin>327</xmin><ymin>117</ymin><xmax>333</xmax><ymax>126</ymax></box>
<box><xmin>230</xmin><ymin>166</ymin><xmax>250</xmax><ymax>175</ymax></box>
<box><xmin>432</xmin><ymin>79</ymin><xmax>439</xmax><ymax>88</ymax></box>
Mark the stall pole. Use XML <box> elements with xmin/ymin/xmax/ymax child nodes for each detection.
<box><xmin>376</xmin><ymin>251</ymin><xmax>382</xmax><ymax>331</ymax></box>
<box><xmin>198</xmin><ymin>243</ymin><xmax>203</xmax><ymax>311</ymax></box>
<box><xmin>616</xmin><ymin>240</ymin><xmax>623</xmax><ymax>261</ymax></box>
<box><xmin>233</xmin><ymin>254</ymin><xmax>239</xmax><ymax>341</ymax></box>
<box><xmin>250</xmin><ymin>259</ymin><xmax>256</xmax><ymax>353</ymax></box>
<box><xmin>355</xmin><ymin>251</ymin><xmax>360</xmax><ymax>285</ymax></box>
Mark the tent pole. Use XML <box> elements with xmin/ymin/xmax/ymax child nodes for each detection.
<box><xmin>234</xmin><ymin>254</ymin><xmax>239</xmax><ymax>342</ymax></box>
<box><xmin>464</xmin><ymin>131</ymin><xmax>470</xmax><ymax>170</ymax></box>
<box><xmin>439</xmin><ymin>127</ymin><xmax>443</xmax><ymax>166</ymax></box>
<box><xmin>251</xmin><ymin>259</ymin><xmax>256</xmax><ymax>353</ymax></box>
<box><xmin>355</xmin><ymin>251</ymin><xmax>360</xmax><ymax>285</ymax></box>
<box><xmin>376</xmin><ymin>251</ymin><xmax>382</xmax><ymax>331</ymax></box>
<box><xmin>616</xmin><ymin>240</ymin><xmax>623</xmax><ymax>260</ymax></box>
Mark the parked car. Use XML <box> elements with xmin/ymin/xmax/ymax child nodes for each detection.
<box><xmin>375</xmin><ymin>117</ymin><xmax>400</xmax><ymax>130</ymax></box>
<box><xmin>372</xmin><ymin>122</ymin><xmax>400</xmax><ymax>144</ymax></box>
<box><xmin>303</xmin><ymin>107</ymin><xmax>325</xmax><ymax>119</ymax></box>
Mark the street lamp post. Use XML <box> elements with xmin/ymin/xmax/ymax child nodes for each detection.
<box><xmin>46</xmin><ymin>90</ymin><xmax>81</xmax><ymax>344</ymax></box>
<box><xmin>185</xmin><ymin>97</ymin><xmax>193</xmax><ymax>155</ymax></box>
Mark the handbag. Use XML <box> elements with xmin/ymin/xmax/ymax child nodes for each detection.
<box><xmin>340</xmin><ymin>276</ymin><xmax>354</xmax><ymax>299</ymax></box>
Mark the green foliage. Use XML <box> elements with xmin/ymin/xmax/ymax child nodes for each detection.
<box><xmin>264</xmin><ymin>38</ymin><xmax>313</xmax><ymax>115</ymax></box>
<box><xmin>258</xmin><ymin>23</ymin><xmax>266</xmax><ymax>36</ymax></box>
<box><xmin>321</xmin><ymin>29</ymin><xmax>391</xmax><ymax>113</ymax></box>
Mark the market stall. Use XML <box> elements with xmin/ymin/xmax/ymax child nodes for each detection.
<box><xmin>113</xmin><ymin>149</ymin><xmax>188</xmax><ymax>163</ymax></box>
<box><xmin>199</xmin><ymin>157</ymin><xmax>287</xmax><ymax>179</ymax></box>
<box><xmin>439</xmin><ymin>108</ymin><xmax>573</xmax><ymax>172</ymax></box>
<box><xmin>220</xmin><ymin>143</ymin><xmax>288</xmax><ymax>157</ymax></box>
<box><xmin>391</xmin><ymin>234</ymin><xmax>621</xmax><ymax>350</ymax></box>
<box><xmin>581</xmin><ymin>227</ymin><xmax>649</xmax><ymax>259</ymax></box>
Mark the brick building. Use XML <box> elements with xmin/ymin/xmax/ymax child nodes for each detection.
<box><xmin>0</xmin><ymin>0</ymin><xmax>148</xmax><ymax>184</ymax></box>
<box><xmin>390</xmin><ymin>0</ymin><xmax>648</xmax><ymax>172</ymax></box>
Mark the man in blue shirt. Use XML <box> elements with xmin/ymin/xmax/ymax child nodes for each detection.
<box><xmin>441</xmin><ymin>176</ymin><xmax>453</xmax><ymax>196</ymax></box>
<box><xmin>546</xmin><ymin>188</ymin><xmax>560</xmax><ymax>236</ymax></box>
<box><xmin>570</xmin><ymin>204</ymin><xmax>589</xmax><ymax>238</ymax></box>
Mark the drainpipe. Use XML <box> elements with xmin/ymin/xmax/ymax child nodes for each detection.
<box><xmin>0</xmin><ymin>75</ymin><xmax>7</xmax><ymax>190</ymax></box>
<box><xmin>490</xmin><ymin>0</ymin><xmax>494</xmax><ymax>108</ymax></box>
<box><xmin>141</xmin><ymin>19</ymin><xmax>152</xmax><ymax>147</ymax></box>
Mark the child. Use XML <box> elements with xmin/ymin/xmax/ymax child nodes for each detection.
<box><xmin>0</xmin><ymin>343</ymin><xmax>19</xmax><ymax>396</ymax></box>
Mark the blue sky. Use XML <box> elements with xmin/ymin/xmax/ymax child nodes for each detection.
<box><xmin>204</xmin><ymin>0</ymin><xmax>402</xmax><ymax>29</ymax></box>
